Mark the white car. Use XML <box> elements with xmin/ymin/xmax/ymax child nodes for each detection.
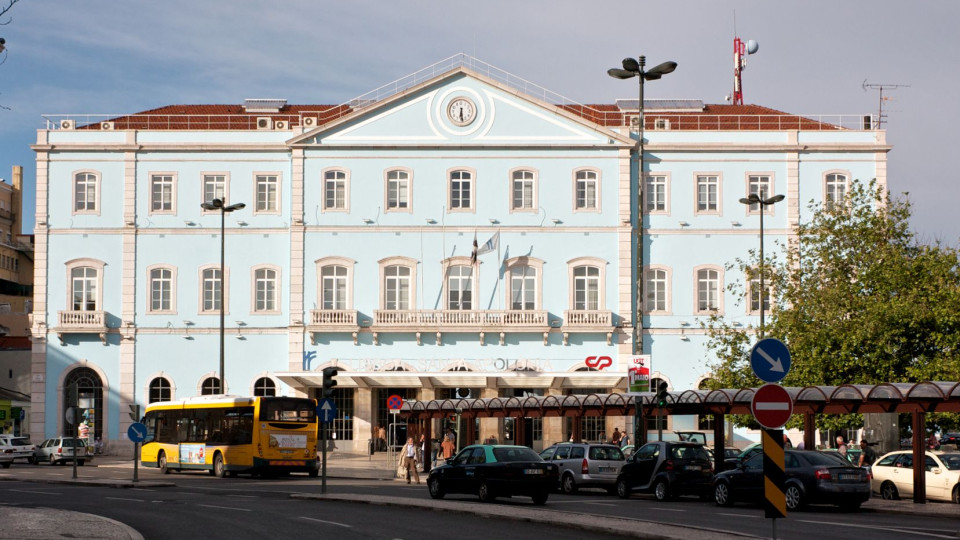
<box><xmin>0</xmin><ymin>435</ymin><xmax>37</xmax><ymax>466</ymax></box>
<box><xmin>871</xmin><ymin>450</ymin><xmax>960</xmax><ymax>503</ymax></box>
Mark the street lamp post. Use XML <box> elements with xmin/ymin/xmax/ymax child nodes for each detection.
<box><xmin>200</xmin><ymin>198</ymin><xmax>246</xmax><ymax>392</ymax></box>
<box><xmin>737</xmin><ymin>193</ymin><xmax>785</xmax><ymax>337</ymax></box>
<box><xmin>607</xmin><ymin>56</ymin><xmax>677</xmax><ymax>357</ymax></box>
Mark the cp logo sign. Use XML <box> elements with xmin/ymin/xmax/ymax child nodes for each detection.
<box><xmin>585</xmin><ymin>356</ymin><xmax>613</xmax><ymax>370</ymax></box>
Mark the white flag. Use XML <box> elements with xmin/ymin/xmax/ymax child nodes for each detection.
<box><xmin>477</xmin><ymin>231</ymin><xmax>499</xmax><ymax>256</ymax></box>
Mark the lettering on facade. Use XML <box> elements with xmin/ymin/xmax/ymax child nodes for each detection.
<box><xmin>306</xmin><ymin>356</ymin><xmax>558</xmax><ymax>373</ymax></box>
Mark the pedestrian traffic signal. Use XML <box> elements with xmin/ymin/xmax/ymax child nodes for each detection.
<box><xmin>322</xmin><ymin>367</ymin><xmax>339</xmax><ymax>398</ymax></box>
<box><xmin>655</xmin><ymin>381</ymin><xmax>669</xmax><ymax>408</ymax></box>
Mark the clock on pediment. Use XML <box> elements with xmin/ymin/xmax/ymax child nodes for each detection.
<box><xmin>447</xmin><ymin>97</ymin><xmax>477</xmax><ymax>126</ymax></box>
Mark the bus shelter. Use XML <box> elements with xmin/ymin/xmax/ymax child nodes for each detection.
<box><xmin>401</xmin><ymin>381</ymin><xmax>960</xmax><ymax>504</ymax></box>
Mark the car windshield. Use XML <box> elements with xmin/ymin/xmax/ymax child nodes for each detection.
<box><xmin>939</xmin><ymin>454</ymin><xmax>960</xmax><ymax>471</ymax></box>
<box><xmin>804</xmin><ymin>452</ymin><xmax>853</xmax><ymax>466</ymax></box>
<box><xmin>493</xmin><ymin>447</ymin><xmax>543</xmax><ymax>462</ymax></box>
<box><xmin>671</xmin><ymin>445</ymin><xmax>710</xmax><ymax>461</ymax></box>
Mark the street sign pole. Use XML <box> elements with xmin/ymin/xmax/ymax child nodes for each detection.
<box><xmin>316</xmin><ymin>398</ymin><xmax>338</xmax><ymax>494</ymax></box>
<box><xmin>129</xmin><ymin>404</ymin><xmax>141</xmax><ymax>483</ymax></box>
<box><xmin>321</xmin><ymin>422</ymin><xmax>327</xmax><ymax>494</ymax></box>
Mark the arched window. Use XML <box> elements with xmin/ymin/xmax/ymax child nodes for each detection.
<box><xmin>200</xmin><ymin>266</ymin><xmax>226</xmax><ymax>314</ymax></box>
<box><xmin>201</xmin><ymin>377</ymin><xmax>222</xmax><ymax>395</ymax></box>
<box><xmin>644</xmin><ymin>267</ymin><xmax>669</xmax><ymax>313</ymax></box>
<box><xmin>64</xmin><ymin>367</ymin><xmax>103</xmax><ymax>443</ymax></box>
<box><xmin>694</xmin><ymin>266</ymin><xmax>723</xmax><ymax>314</ymax></box>
<box><xmin>322</xmin><ymin>169</ymin><xmax>349</xmax><ymax>211</ymax></box>
<box><xmin>149</xmin><ymin>377</ymin><xmax>172</xmax><ymax>403</ymax></box>
<box><xmin>253</xmin><ymin>266</ymin><xmax>280</xmax><ymax>313</ymax></box>
<box><xmin>448</xmin><ymin>169</ymin><xmax>474</xmax><ymax>211</ymax></box>
<box><xmin>825</xmin><ymin>172</ymin><xmax>849</xmax><ymax>210</ymax></box>
<box><xmin>253</xmin><ymin>377</ymin><xmax>276</xmax><ymax>397</ymax></box>
<box><xmin>511</xmin><ymin>169</ymin><xmax>537</xmax><ymax>211</ymax></box>
<box><xmin>385</xmin><ymin>169</ymin><xmax>411</xmax><ymax>211</ymax></box>
<box><xmin>74</xmin><ymin>172</ymin><xmax>99</xmax><ymax>213</ymax></box>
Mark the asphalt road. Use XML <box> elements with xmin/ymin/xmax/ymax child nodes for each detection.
<box><xmin>4</xmin><ymin>463</ymin><xmax>960</xmax><ymax>540</ymax></box>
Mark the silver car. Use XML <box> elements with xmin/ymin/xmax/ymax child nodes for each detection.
<box><xmin>540</xmin><ymin>443</ymin><xmax>625</xmax><ymax>494</ymax></box>
<box><xmin>33</xmin><ymin>437</ymin><xmax>92</xmax><ymax>465</ymax></box>
<box><xmin>0</xmin><ymin>435</ymin><xmax>36</xmax><ymax>466</ymax></box>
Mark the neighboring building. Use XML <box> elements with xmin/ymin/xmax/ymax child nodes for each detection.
<box><xmin>30</xmin><ymin>55</ymin><xmax>888</xmax><ymax>450</ymax></box>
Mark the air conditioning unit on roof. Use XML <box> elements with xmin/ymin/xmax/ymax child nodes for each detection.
<box><xmin>302</xmin><ymin>117</ymin><xmax>317</xmax><ymax>128</ymax></box>
<box><xmin>101</xmin><ymin>121</ymin><xmax>115</xmax><ymax>130</ymax></box>
<box><xmin>274</xmin><ymin>120</ymin><xmax>288</xmax><ymax>130</ymax></box>
<box><xmin>653</xmin><ymin>119</ymin><xmax>670</xmax><ymax>130</ymax></box>
<box><xmin>60</xmin><ymin>119</ymin><xmax>75</xmax><ymax>130</ymax></box>
<box><xmin>256</xmin><ymin>117</ymin><xmax>272</xmax><ymax>130</ymax></box>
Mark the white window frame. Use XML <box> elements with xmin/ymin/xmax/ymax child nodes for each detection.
<box><xmin>509</xmin><ymin>168</ymin><xmax>538</xmax><ymax>213</ymax></box>
<box><xmin>253</xmin><ymin>172</ymin><xmax>281</xmax><ymax>215</ymax></box>
<box><xmin>201</xmin><ymin>172</ymin><xmax>230</xmax><ymax>210</ymax></box>
<box><xmin>644</xmin><ymin>174</ymin><xmax>670</xmax><ymax>215</ymax></box>
<box><xmin>447</xmin><ymin>167</ymin><xmax>476</xmax><ymax>213</ymax></box>
<box><xmin>321</xmin><ymin>168</ymin><xmax>350</xmax><ymax>213</ymax></box>
<box><xmin>573</xmin><ymin>168</ymin><xmax>601</xmax><ymax>213</ymax></box>
<box><xmin>251</xmin><ymin>265</ymin><xmax>281</xmax><ymax>314</ymax></box>
<box><xmin>567</xmin><ymin>257</ymin><xmax>606</xmax><ymax>311</ymax></box>
<box><xmin>72</xmin><ymin>170</ymin><xmax>101</xmax><ymax>215</ymax></box>
<box><xmin>65</xmin><ymin>258</ymin><xmax>105</xmax><ymax>312</ymax></box>
<box><xmin>694</xmin><ymin>173</ymin><xmax>722</xmax><ymax>215</ymax></box>
<box><xmin>824</xmin><ymin>170</ymin><xmax>850</xmax><ymax>210</ymax></box>
<box><xmin>378</xmin><ymin>256</ymin><xmax>418</xmax><ymax>310</ymax></box>
<box><xmin>693</xmin><ymin>264</ymin><xmax>724</xmax><ymax>315</ymax></box>
<box><xmin>747</xmin><ymin>271</ymin><xmax>774</xmax><ymax>315</ymax></box>
<box><xmin>441</xmin><ymin>256</ymin><xmax>478</xmax><ymax>311</ymax></box>
<box><xmin>147</xmin><ymin>264</ymin><xmax>177</xmax><ymax>314</ymax></box>
<box><xmin>149</xmin><ymin>172</ymin><xmax>177</xmax><ymax>214</ymax></box>
<box><xmin>199</xmin><ymin>264</ymin><xmax>229</xmax><ymax>315</ymax></box>
<box><xmin>745</xmin><ymin>173</ymin><xmax>775</xmax><ymax>215</ymax></box>
<box><xmin>147</xmin><ymin>375</ymin><xmax>175</xmax><ymax>403</ymax></box>
<box><xmin>643</xmin><ymin>265</ymin><xmax>672</xmax><ymax>314</ymax></box>
<box><xmin>316</xmin><ymin>257</ymin><xmax>356</xmax><ymax>310</ymax></box>
<box><xmin>505</xmin><ymin>256</ymin><xmax>544</xmax><ymax>310</ymax></box>
<box><xmin>384</xmin><ymin>168</ymin><xmax>413</xmax><ymax>213</ymax></box>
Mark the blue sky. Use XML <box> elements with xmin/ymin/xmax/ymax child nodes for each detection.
<box><xmin>1</xmin><ymin>0</ymin><xmax>957</xmax><ymax>244</ymax></box>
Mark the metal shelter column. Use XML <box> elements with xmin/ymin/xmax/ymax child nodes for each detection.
<box><xmin>912</xmin><ymin>411</ymin><xmax>926</xmax><ymax>504</ymax></box>
<box><xmin>712</xmin><ymin>414</ymin><xmax>725</xmax><ymax>474</ymax></box>
<box><xmin>803</xmin><ymin>414</ymin><xmax>816</xmax><ymax>450</ymax></box>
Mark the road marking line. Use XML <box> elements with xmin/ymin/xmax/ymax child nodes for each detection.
<box><xmin>198</xmin><ymin>504</ymin><xmax>250</xmax><ymax>512</ymax></box>
<box><xmin>227</xmin><ymin>494</ymin><xmax>258</xmax><ymax>498</ymax></box>
<box><xmin>796</xmin><ymin>520</ymin><xmax>957</xmax><ymax>539</ymax></box>
<box><xmin>581</xmin><ymin>502</ymin><xmax>617</xmax><ymax>507</ymax></box>
<box><xmin>717</xmin><ymin>513</ymin><xmax>760</xmax><ymax>518</ymax></box>
<box><xmin>106</xmin><ymin>497</ymin><xmax>144</xmax><ymax>502</ymax></box>
<box><xmin>300</xmin><ymin>517</ymin><xmax>352</xmax><ymax>528</ymax></box>
<box><xmin>10</xmin><ymin>489</ymin><xmax>62</xmax><ymax>495</ymax></box>
<box><xmin>131</xmin><ymin>488</ymin><xmax>156</xmax><ymax>492</ymax></box>
<box><xmin>647</xmin><ymin>507</ymin><xmax>685</xmax><ymax>512</ymax></box>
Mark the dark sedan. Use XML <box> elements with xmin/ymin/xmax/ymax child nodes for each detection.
<box><xmin>615</xmin><ymin>441</ymin><xmax>714</xmax><ymax>500</ymax></box>
<box><xmin>427</xmin><ymin>444</ymin><xmax>559</xmax><ymax>505</ymax></box>
<box><xmin>713</xmin><ymin>450</ymin><xmax>870</xmax><ymax>511</ymax></box>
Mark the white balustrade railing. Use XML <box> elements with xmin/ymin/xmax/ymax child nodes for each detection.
<box><xmin>374</xmin><ymin>309</ymin><xmax>548</xmax><ymax>327</ymax></box>
<box><xmin>310</xmin><ymin>309</ymin><xmax>358</xmax><ymax>326</ymax></box>
<box><xmin>564</xmin><ymin>310</ymin><xmax>612</xmax><ymax>326</ymax></box>
<box><xmin>58</xmin><ymin>310</ymin><xmax>105</xmax><ymax>328</ymax></box>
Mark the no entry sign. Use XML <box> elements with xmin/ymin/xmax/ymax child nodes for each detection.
<box><xmin>750</xmin><ymin>383</ymin><xmax>793</xmax><ymax>429</ymax></box>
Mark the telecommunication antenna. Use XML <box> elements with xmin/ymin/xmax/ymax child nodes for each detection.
<box><xmin>862</xmin><ymin>80</ymin><xmax>909</xmax><ymax>129</ymax></box>
<box><xmin>731</xmin><ymin>36</ymin><xmax>759</xmax><ymax>105</ymax></box>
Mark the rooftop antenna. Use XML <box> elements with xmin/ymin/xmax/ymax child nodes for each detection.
<box><xmin>732</xmin><ymin>36</ymin><xmax>759</xmax><ymax>105</ymax></box>
<box><xmin>862</xmin><ymin>80</ymin><xmax>909</xmax><ymax>129</ymax></box>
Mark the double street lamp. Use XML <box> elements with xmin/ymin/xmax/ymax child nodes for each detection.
<box><xmin>608</xmin><ymin>56</ymin><xmax>677</xmax><ymax>356</ymax></box>
<box><xmin>200</xmin><ymin>198</ymin><xmax>246</xmax><ymax>393</ymax></box>
<box><xmin>738</xmin><ymin>193</ymin><xmax>785</xmax><ymax>337</ymax></box>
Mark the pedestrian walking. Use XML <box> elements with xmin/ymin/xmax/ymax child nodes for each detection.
<box><xmin>398</xmin><ymin>437</ymin><xmax>420</xmax><ymax>484</ymax></box>
<box><xmin>611</xmin><ymin>428</ymin><xmax>622</xmax><ymax>447</ymax></box>
<box><xmin>836</xmin><ymin>435</ymin><xmax>848</xmax><ymax>458</ymax></box>
<box><xmin>858</xmin><ymin>439</ymin><xmax>876</xmax><ymax>468</ymax></box>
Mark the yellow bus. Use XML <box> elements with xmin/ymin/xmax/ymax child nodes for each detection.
<box><xmin>140</xmin><ymin>395</ymin><xmax>319</xmax><ymax>477</ymax></box>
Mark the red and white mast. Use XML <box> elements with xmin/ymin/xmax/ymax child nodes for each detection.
<box><xmin>732</xmin><ymin>37</ymin><xmax>758</xmax><ymax>105</ymax></box>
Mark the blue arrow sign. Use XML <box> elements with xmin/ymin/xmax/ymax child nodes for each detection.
<box><xmin>316</xmin><ymin>399</ymin><xmax>337</xmax><ymax>424</ymax></box>
<box><xmin>127</xmin><ymin>422</ymin><xmax>147</xmax><ymax>443</ymax></box>
<box><xmin>750</xmin><ymin>338</ymin><xmax>792</xmax><ymax>383</ymax></box>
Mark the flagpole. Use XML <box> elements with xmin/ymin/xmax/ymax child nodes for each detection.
<box><xmin>497</xmin><ymin>228</ymin><xmax>502</xmax><ymax>311</ymax></box>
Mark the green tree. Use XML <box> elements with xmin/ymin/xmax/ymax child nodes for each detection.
<box><xmin>704</xmin><ymin>180</ymin><xmax>960</xmax><ymax>431</ymax></box>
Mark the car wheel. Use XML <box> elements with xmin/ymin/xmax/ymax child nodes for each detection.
<box><xmin>880</xmin><ymin>481</ymin><xmax>899</xmax><ymax>500</ymax></box>
<box><xmin>654</xmin><ymin>478</ymin><xmax>671</xmax><ymax>501</ymax></box>
<box><xmin>0</xmin><ymin>462</ymin><xmax>9</xmax><ymax>469</ymax></box>
<box><xmin>952</xmin><ymin>485</ymin><xmax>959</xmax><ymax>504</ymax></box>
<box><xmin>478</xmin><ymin>481</ymin><xmax>495</xmax><ymax>503</ymax></box>
<box><xmin>531</xmin><ymin>491</ymin><xmax>549</xmax><ymax>505</ymax></box>
<box><xmin>714</xmin><ymin>481</ymin><xmax>733</xmax><ymax>507</ymax></box>
<box><xmin>28</xmin><ymin>456</ymin><xmax>36</xmax><ymax>465</ymax></box>
<box><xmin>428</xmin><ymin>477</ymin><xmax>445</xmax><ymax>499</ymax></box>
<box><xmin>561</xmin><ymin>474</ymin><xmax>578</xmax><ymax>495</ymax></box>
<box><xmin>785</xmin><ymin>484</ymin><xmax>804</xmax><ymax>510</ymax></box>
<box><xmin>213</xmin><ymin>452</ymin><xmax>226</xmax><ymax>478</ymax></box>
<box><xmin>308</xmin><ymin>469</ymin><xmax>319</xmax><ymax>478</ymax></box>
<box><xmin>49</xmin><ymin>455</ymin><xmax>57</xmax><ymax>466</ymax></box>
<box><xmin>616</xmin><ymin>477</ymin><xmax>630</xmax><ymax>499</ymax></box>
<box><xmin>158</xmin><ymin>451</ymin><xmax>169</xmax><ymax>474</ymax></box>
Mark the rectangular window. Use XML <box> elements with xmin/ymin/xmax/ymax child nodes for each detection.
<box><xmin>749</xmin><ymin>276</ymin><xmax>772</xmax><ymax>313</ymax></box>
<box><xmin>696</xmin><ymin>175</ymin><xmax>718</xmax><ymax>212</ymax></box>
<box><xmin>447</xmin><ymin>266</ymin><xmax>473</xmax><ymax>310</ymax></box>
<box><xmin>150</xmin><ymin>268</ymin><xmax>172</xmax><ymax>312</ymax></box>
<box><xmin>645</xmin><ymin>269</ymin><xmax>667</xmax><ymax>312</ymax></box>
<box><xmin>512</xmin><ymin>170</ymin><xmax>535</xmax><ymax>210</ymax></box>
<box><xmin>320</xmin><ymin>266</ymin><xmax>348</xmax><ymax>310</ymax></box>
<box><xmin>254</xmin><ymin>268</ymin><xmax>278</xmax><ymax>312</ymax></box>
<box><xmin>645</xmin><ymin>176</ymin><xmax>667</xmax><ymax>212</ymax></box>
<box><xmin>826</xmin><ymin>173</ymin><xmax>847</xmax><ymax>210</ymax></box>
<box><xmin>573</xmin><ymin>266</ymin><xmax>599</xmax><ymax>310</ymax></box>
<box><xmin>74</xmin><ymin>173</ymin><xmax>98</xmax><ymax>212</ymax></box>
<box><xmin>202</xmin><ymin>268</ymin><xmax>222</xmax><ymax>312</ymax></box>
<box><xmin>384</xmin><ymin>265</ymin><xmax>411</xmax><ymax>310</ymax></box>
<box><xmin>71</xmin><ymin>267</ymin><xmax>98</xmax><ymax>311</ymax></box>
<box><xmin>386</xmin><ymin>170</ymin><xmax>409</xmax><ymax>210</ymax></box>
<box><xmin>450</xmin><ymin>170</ymin><xmax>472</xmax><ymax>209</ymax></box>
<box><xmin>203</xmin><ymin>175</ymin><xmax>226</xmax><ymax>205</ymax></box>
<box><xmin>151</xmin><ymin>175</ymin><xmax>175</xmax><ymax>212</ymax></box>
<box><xmin>510</xmin><ymin>266</ymin><xmax>537</xmax><ymax>310</ymax></box>
<box><xmin>255</xmin><ymin>175</ymin><xmax>279</xmax><ymax>212</ymax></box>
<box><xmin>324</xmin><ymin>171</ymin><xmax>346</xmax><ymax>210</ymax></box>
<box><xmin>575</xmin><ymin>170</ymin><xmax>598</xmax><ymax>210</ymax></box>
<box><xmin>697</xmin><ymin>269</ymin><xmax>719</xmax><ymax>312</ymax></box>
<box><xmin>747</xmin><ymin>175</ymin><xmax>771</xmax><ymax>212</ymax></box>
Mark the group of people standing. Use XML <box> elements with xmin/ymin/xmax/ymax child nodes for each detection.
<box><xmin>396</xmin><ymin>427</ymin><xmax>458</xmax><ymax>483</ymax></box>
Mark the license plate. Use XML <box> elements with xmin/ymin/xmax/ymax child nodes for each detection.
<box><xmin>524</xmin><ymin>468</ymin><xmax>544</xmax><ymax>475</ymax></box>
<box><xmin>280</xmin><ymin>450</ymin><xmax>293</xmax><ymax>454</ymax></box>
<box><xmin>599</xmin><ymin>466</ymin><xmax>616</xmax><ymax>473</ymax></box>
<box><xmin>686</xmin><ymin>465</ymin><xmax>702</xmax><ymax>471</ymax></box>
<box><xmin>838</xmin><ymin>474</ymin><xmax>858</xmax><ymax>480</ymax></box>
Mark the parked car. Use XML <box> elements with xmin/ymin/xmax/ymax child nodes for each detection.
<box><xmin>615</xmin><ymin>441</ymin><xmax>713</xmax><ymax>500</ymax></box>
<box><xmin>713</xmin><ymin>450</ymin><xmax>870</xmax><ymax>511</ymax></box>
<box><xmin>871</xmin><ymin>450</ymin><xmax>960</xmax><ymax>503</ymax></box>
<box><xmin>539</xmin><ymin>442</ymin><xmax>624</xmax><ymax>494</ymax></box>
<box><xmin>427</xmin><ymin>444</ymin><xmax>559</xmax><ymax>505</ymax></box>
<box><xmin>33</xmin><ymin>437</ymin><xmax>93</xmax><ymax>466</ymax></box>
<box><xmin>0</xmin><ymin>435</ymin><xmax>36</xmax><ymax>466</ymax></box>
<box><xmin>939</xmin><ymin>433</ymin><xmax>960</xmax><ymax>447</ymax></box>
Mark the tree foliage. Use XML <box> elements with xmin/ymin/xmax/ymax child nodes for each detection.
<box><xmin>704</xmin><ymin>180</ymin><xmax>960</xmax><ymax>431</ymax></box>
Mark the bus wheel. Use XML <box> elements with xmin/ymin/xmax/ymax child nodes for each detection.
<box><xmin>213</xmin><ymin>452</ymin><xmax>226</xmax><ymax>478</ymax></box>
<box><xmin>158</xmin><ymin>451</ymin><xmax>170</xmax><ymax>474</ymax></box>
<box><xmin>308</xmin><ymin>469</ymin><xmax>319</xmax><ymax>478</ymax></box>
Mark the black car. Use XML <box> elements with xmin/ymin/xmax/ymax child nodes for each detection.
<box><xmin>713</xmin><ymin>450</ymin><xmax>870</xmax><ymax>511</ymax></box>
<box><xmin>427</xmin><ymin>444</ymin><xmax>559</xmax><ymax>505</ymax></box>
<box><xmin>940</xmin><ymin>433</ymin><xmax>960</xmax><ymax>446</ymax></box>
<box><xmin>615</xmin><ymin>441</ymin><xmax>713</xmax><ymax>500</ymax></box>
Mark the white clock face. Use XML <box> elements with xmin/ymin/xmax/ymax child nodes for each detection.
<box><xmin>447</xmin><ymin>97</ymin><xmax>476</xmax><ymax>126</ymax></box>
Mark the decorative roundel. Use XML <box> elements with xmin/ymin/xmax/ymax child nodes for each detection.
<box><xmin>447</xmin><ymin>97</ymin><xmax>477</xmax><ymax>126</ymax></box>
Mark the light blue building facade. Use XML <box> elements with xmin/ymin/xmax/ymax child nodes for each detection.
<box><xmin>30</xmin><ymin>56</ymin><xmax>888</xmax><ymax>450</ymax></box>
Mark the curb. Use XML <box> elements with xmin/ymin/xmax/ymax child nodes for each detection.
<box><xmin>0</xmin><ymin>507</ymin><xmax>145</xmax><ymax>540</ymax></box>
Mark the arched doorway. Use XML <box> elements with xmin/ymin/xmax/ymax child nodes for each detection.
<box><xmin>63</xmin><ymin>367</ymin><xmax>103</xmax><ymax>445</ymax></box>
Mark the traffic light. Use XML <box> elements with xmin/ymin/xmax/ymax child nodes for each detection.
<box><xmin>322</xmin><ymin>367</ymin><xmax>339</xmax><ymax>398</ymax></box>
<box><xmin>655</xmin><ymin>381</ymin><xmax>669</xmax><ymax>408</ymax></box>
<box><xmin>128</xmin><ymin>404</ymin><xmax>140</xmax><ymax>422</ymax></box>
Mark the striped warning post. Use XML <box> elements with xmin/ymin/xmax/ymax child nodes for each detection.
<box><xmin>762</xmin><ymin>428</ymin><xmax>787</xmax><ymax>519</ymax></box>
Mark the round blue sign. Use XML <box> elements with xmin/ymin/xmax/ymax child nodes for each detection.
<box><xmin>750</xmin><ymin>338</ymin><xmax>792</xmax><ymax>383</ymax></box>
<box><xmin>127</xmin><ymin>422</ymin><xmax>147</xmax><ymax>443</ymax></box>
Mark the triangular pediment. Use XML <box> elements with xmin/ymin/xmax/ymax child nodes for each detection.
<box><xmin>290</xmin><ymin>66</ymin><xmax>631</xmax><ymax>148</ymax></box>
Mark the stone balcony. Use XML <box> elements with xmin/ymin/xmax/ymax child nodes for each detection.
<box><xmin>371</xmin><ymin>309</ymin><xmax>550</xmax><ymax>345</ymax></box>
<box><xmin>562</xmin><ymin>310</ymin><xmax>614</xmax><ymax>345</ymax></box>
<box><xmin>56</xmin><ymin>310</ymin><xmax>107</xmax><ymax>344</ymax></box>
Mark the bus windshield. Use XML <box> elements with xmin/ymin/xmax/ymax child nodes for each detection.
<box><xmin>259</xmin><ymin>398</ymin><xmax>317</xmax><ymax>423</ymax></box>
